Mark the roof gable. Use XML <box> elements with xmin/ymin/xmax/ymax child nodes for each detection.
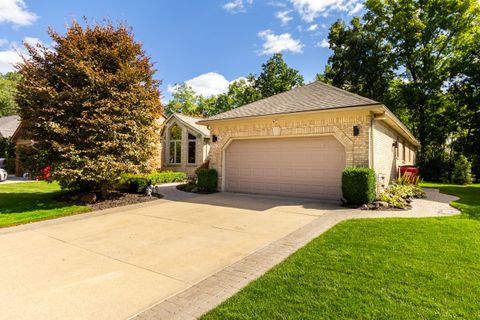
<box><xmin>0</xmin><ymin>115</ymin><xmax>20</xmax><ymax>138</ymax></box>
<box><xmin>163</xmin><ymin>113</ymin><xmax>210</xmax><ymax>137</ymax></box>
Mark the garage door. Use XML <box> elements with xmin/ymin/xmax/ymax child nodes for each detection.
<box><xmin>225</xmin><ymin>136</ymin><xmax>346</xmax><ymax>200</ymax></box>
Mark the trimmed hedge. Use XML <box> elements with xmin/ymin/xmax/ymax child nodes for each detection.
<box><xmin>120</xmin><ymin>171</ymin><xmax>187</xmax><ymax>193</ymax></box>
<box><xmin>197</xmin><ymin>168</ymin><xmax>218</xmax><ymax>192</ymax></box>
<box><xmin>342</xmin><ymin>167</ymin><xmax>376</xmax><ymax>205</ymax></box>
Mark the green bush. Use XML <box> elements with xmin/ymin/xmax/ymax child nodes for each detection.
<box><xmin>452</xmin><ymin>155</ymin><xmax>474</xmax><ymax>185</ymax></box>
<box><xmin>119</xmin><ymin>171</ymin><xmax>187</xmax><ymax>193</ymax></box>
<box><xmin>376</xmin><ymin>181</ymin><xmax>426</xmax><ymax>209</ymax></box>
<box><xmin>342</xmin><ymin>167</ymin><xmax>376</xmax><ymax>205</ymax></box>
<box><xmin>148</xmin><ymin>171</ymin><xmax>187</xmax><ymax>185</ymax></box>
<box><xmin>197</xmin><ymin>168</ymin><xmax>218</xmax><ymax>193</ymax></box>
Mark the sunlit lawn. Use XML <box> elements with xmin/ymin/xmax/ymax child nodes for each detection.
<box><xmin>0</xmin><ymin>181</ymin><xmax>90</xmax><ymax>228</ymax></box>
<box><xmin>202</xmin><ymin>183</ymin><xmax>480</xmax><ymax>320</ymax></box>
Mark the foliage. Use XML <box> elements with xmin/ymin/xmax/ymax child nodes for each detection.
<box><xmin>197</xmin><ymin>168</ymin><xmax>218</xmax><ymax>192</ymax></box>
<box><xmin>322</xmin><ymin>0</ymin><xmax>480</xmax><ymax>180</ymax></box>
<box><xmin>120</xmin><ymin>171</ymin><xmax>187</xmax><ymax>193</ymax></box>
<box><xmin>15</xmin><ymin>20</ymin><xmax>163</xmax><ymax>197</ymax></box>
<box><xmin>0</xmin><ymin>137</ymin><xmax>17</xmax><ymax>174</ymax></box>
<box><xmin>0</xmin><ymin>72</ymin><xmax>20</xmax><ymax>116</ymax></box>
<box><xmin>452</xmin><ymin>155</ymin><xmax>474</xmax><ymax>185</ymax></box>
<box><xmin>394</xmin><ymin>174</ymin><xmax>421</xmax><ymax>186</ymax></box>
<box><xmin>255</xmin><ymin>53</ymin><xmax>304</xmax><ymax>98</ymax></box>
<box><xmin>0</xmin><ymin>181</ymin><xmax>90</xmax><ymax>228</ymax></box>
<box><xmin>377</xmin><ymin>181</ymin><xmax>426</xmax><ymax>209</ymax></box>
<box><xmin>321</xmin><ymin>17</ymin><xmax>394</xmax><ymax>102</ymax></box>
<box><xmin>341</xmin><ymin>167</ymin><xmax>376</xmax><ymax>205</ymax></box>
<box><xmin>202</xmin><ymin>216</ymin><xmax>480</xmax><ymax>320</ymax></box>
<box><xmin>166</xmin><ymin>54</ymin><xmax>303</xmax><ymax>117</ymax></box>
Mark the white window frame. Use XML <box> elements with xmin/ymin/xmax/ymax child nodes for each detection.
<box><xmin>169</xmin><ymin>124</ymin><xmax>182</xmax><ymax>164</ymax></box>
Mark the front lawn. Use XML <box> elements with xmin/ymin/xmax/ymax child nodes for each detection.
<box><xmin>202</xmin><ymin>184</ymin><xmax>480</xmax><ymax>320</ymax></box>
<box><xmin>0</xmin><ymin>182</ymin><xmax>90</xmax><ymax>228</ymax></box>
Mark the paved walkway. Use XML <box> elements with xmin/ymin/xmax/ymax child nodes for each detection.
<box><xmin>132</xmin><ymin>188</ymin><xmax>459</xmax><ymax>320</ymax></box>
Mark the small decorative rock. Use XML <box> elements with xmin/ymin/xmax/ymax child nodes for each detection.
<box><xmin>377</xmin><ymin>201</ymin><xmax>389</xmax><ymax>208</ymax></box>
<box><xmin>361</xmin><ymin>204</ymin><xmax>369</xmax><ymax>210</ymax></box>
<box><xmin>80</xmin><ymin>193</ymin><xmax>97</xmax><ymax>204</ymax></box>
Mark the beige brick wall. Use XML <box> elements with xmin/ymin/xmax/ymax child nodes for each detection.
<box><xmin>373</xmin><ymin>120</ymin><xmax>416</xmax><ymax>188</ymax></box>
<box><xmin>207</xmin><ymin>109</ymin><xmax>372</xmax><ymax>190</ymax></box>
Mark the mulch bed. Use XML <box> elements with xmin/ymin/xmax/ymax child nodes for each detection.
<box><xmin>58</xmin><ymin>191</ymin><xmax>162</xmax><ymax>211</ymax></box>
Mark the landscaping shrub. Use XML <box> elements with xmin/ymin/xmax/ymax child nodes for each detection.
<box><xmin>197</xmin><ymin>168</ymin><xmax>218</xmax><ymax>193</ymax></box>
<box><xmin>120</xmin><ymin>171</ymin><xmax>187</xmax><ymax>193</ymax></box>
<box><xmin>452</xmin><ymin>155</ymin><xmax>474</xmax><ymax>185</ymax></box>
<box><xmin>342</xmin><ymin>167</ymin><xmax>376</xmax><ymax>205</ymax></box>
<box><xmin>377</xmin><ymin>182</ymin><xmax>426</xmax><ymax>209</ymax></box>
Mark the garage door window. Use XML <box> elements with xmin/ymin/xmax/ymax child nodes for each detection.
<box><xmin>188</xmin><ymin>133</ymin><xmax>196</xmax><ymax>164</ymax></box>
<box><xmin>169</xmin><ymin>124</ymin><xmax>182</xmax><ymax>164</ymax></box>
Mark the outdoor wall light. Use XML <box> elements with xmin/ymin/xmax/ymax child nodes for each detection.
<box><xmin>353</xmin><ymin>125</ymin><xmax>360</xmax><ymax>136</ymax></box>
<box><xmin>212</xmin><ymin>135</ymin><xmax>218</xmax><ymax>142</ymax></box>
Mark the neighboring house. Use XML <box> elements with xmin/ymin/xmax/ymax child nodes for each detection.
<box><xmin>10</xmin><ymin>122</ymin><xmax>34</xmax><ymax>177</ymax></box>
<box><xmin>161</xmin><ymin>113</ymin><xmax>210</xmax><ymax>175</ymax></box>
<box><xmin>198</xmin><ymin>81</ymin><xmax>419</xmax><ymax>200</ymax></box>
<box><xmin>0</xmin><ymin>115</ymin><xmax>20</xmax><ymax>139</ymax></box>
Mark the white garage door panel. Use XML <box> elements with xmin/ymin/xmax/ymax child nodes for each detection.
<box><xmin>225</xmin><ymin>137</ymin><xmax>346</xmax><ymax>200</ymax></box>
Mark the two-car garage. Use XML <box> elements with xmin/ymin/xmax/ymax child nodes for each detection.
<box><xmin>224</xmin><ymin>136</ymin><xmax>346</xmax><ymax>200</ymax></box>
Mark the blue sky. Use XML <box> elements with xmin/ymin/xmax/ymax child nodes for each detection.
<box><xmin>0</xmin><ymin>0</ymin><xmax>364</xmax><ymax>101</ymax></box>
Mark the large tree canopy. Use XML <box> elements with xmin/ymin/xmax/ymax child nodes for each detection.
<box><xmin>16</xmin><ymin>20</ymin><xmax>163</xmax><ymax>195</ymax></box>
<box><xmin>322</xmin><ymin>0</ymin><xmax>480</xmax><ymax>180</ymax></box>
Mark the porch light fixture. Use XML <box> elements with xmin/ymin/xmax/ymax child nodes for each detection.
<box><xmin>353</xmin><ymin>125</ymin><xmax>360</xmax><ymax>136</ymax></box>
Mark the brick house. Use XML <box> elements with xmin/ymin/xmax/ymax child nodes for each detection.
<box><xmin>197</xmin><ymin>81</ymin><xmax>419</xmax><ymax>200</ymax></box>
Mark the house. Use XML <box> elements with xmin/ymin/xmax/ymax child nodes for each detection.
<box><xmin>0</xmin><ymin>115</ymin><xmax>20</xmax><ymax>139</ymax></box>
<box><xmin>160</xmin><ymin>113</ymin><xmax>210</xmax><ymax>175</ymax></box>
<box><xmin>197</xmin><ymin>81</ymin><xmax>419</xmax><ymax>200</ymax></box>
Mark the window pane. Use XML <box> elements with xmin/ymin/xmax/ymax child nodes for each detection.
<box><xmin>170</xmin><ymin>124</ymin><xmax>182</xmax><ymax>140</ymax></box>
<box><xmin>169</xmin><ymin>141</ymin><xmax>175</xmax><ymax>164</ymax></box>
<box><xmin>188</xmin><ymin>133</ymin><xmax>196</xmax><ymax>140</ymax></box>
<box><xmin>188</xmin><ymin>141</ymin><xmax>196</xmax><ymax>164</ymax></box>
<box><xmin>175</xmin><ymin>141</ymin><xmax>181</xmax><ymax>164</ymax></box>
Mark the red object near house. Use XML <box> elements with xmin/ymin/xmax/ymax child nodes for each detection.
<box><xmin>400</xmin><ymin>165</ymin><xmax>419</xmax><ymax>179</ymax></box>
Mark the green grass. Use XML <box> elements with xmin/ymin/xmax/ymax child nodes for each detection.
<box><xmin>0</xmin><ymin>182</ymin><xmax>90</xmax><ymax>228</ymax></box>
<box><xmin>421</xmin><ymin>182</ymin><xmax>480</xmax><ymax>219</ymax></box>
<box><xmin>202</xmin><ymin>183</ymin><xmax>480</xmax><ymax>320</ymax></box>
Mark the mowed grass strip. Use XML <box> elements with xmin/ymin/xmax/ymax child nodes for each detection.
<box><xmin>202</xmin><ymin>184</ymin><xmax>480</xmax><ymax>320</ymax></box>
<box><xmin>0</xmin><ymin>182</ymin><xmax>90</xmax><ymax>228</ymax></box>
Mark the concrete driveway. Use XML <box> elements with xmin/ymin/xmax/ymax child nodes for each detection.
<box><xmin>0</xmin><ymin>190</ymin><xmax>340</xmax><ymax>320</ymax></box>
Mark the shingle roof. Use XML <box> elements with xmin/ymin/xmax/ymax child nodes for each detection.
<box><xmin>173</xmin><ymin>113</ymin><xmax>210</xmax><ymax>136</ymax></box>
<box><xmin>0</xmin><ymin>115</ymin><xmax>20</xmax><ymax>138</ymax></box>
<box><xmin>199</xmin><ymin>81</ymin><xmax>380</xmax><ymax>122</ymax></box>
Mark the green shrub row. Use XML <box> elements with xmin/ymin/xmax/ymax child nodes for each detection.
<box><xmin>120</xmin><ymin>171</ymin><xmax>187</xmax><ymax>193</ymax></box>
<box><xmin>342</xmin><ymin>167</ymin><xmax>376</xmax><ymax>205</ymax></box>
<box><xmin>197</xmin><ymin>168</ymin><xmax>218</xmax><ymax>192</ymax></box>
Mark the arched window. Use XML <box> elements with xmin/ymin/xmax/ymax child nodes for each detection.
<box><xmin>188</xmin><ymin>133</ymin><xmax>197</xmax><ymax>164</ymax></box>
<box><xmin>169</xmin><ymin>124</ymin><xmax>182</xmax><ymax>164</ymax></box>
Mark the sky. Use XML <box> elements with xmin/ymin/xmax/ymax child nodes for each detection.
<box><xmin>0</xmin><ymin>0</ymin><xmax>364</xmax><ymax>101</ymax></box>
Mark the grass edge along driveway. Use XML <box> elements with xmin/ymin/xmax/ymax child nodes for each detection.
<box><xmin>0</xmin><ymin>181</ymin><xmax>90</xmax><ymax>228</ymax></box>
<box><xmin>201</xmin><ymin>183</ymin><xmax>480</xmax><ymax>320</ymax></box>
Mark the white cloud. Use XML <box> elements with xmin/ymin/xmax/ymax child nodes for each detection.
<box><xmin>306</xmin><ymin>24</ymin><xmax>318</xmax><ymax>31</ymax></box>
<box><xmin>275</xmin><ymin>10</ymin><xmax>293</xmax><ymax>25</ymax></box>
<box><xmin>223</xmin><ymin>0</ymin><xmax>253</xmax><ymax>13</ymax></box>
<box><xmin>169</xmin><ymin>72</ymin><xmax>235</xmax><ymax>97</ymax></box>
<box><xmin>316</xmin><ymin>38</ymin><xmax>329</xmax><ymax>48</ymax></box>
<box><xmin>258</xmin><ymin>30</ymin><xmax>304</xmax><ymax>55</ymax></box>
<box><xmin>0</xmin><ymin>39</ymin><xmax>8</xmax><ymax>47</ymax></box>
<box><xmin>289</xmin><ymin>0</ymin><xmax>363</xmax><ymax>22</ymax></box>
<box><xmin>0</xmin><ymin>49</ymin><xmax>21</xmax><ymax>73</ymax></box>
<box><xmin>0</xmin><ymin>0</ymin><xmax>38</xmax><ymax>27</ymax></box>
<box><xmin>23</xmin><ymin>36</ymin><xmax>42</xmax><ymax>47</ymax></box>
<box><xmin>349</xmin><ymin>2</ymin><xmax>363</xmax><ymax>15</ymax></box>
